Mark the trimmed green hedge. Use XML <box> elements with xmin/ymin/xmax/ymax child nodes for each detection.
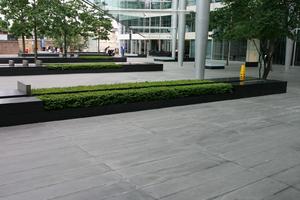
<box><xmin>32</xmin><ymin>80</ymin><xmax>214</xmax><ymax>95</ymax></box>
<box><xmin>46</xmin><ymin>62</ymin><xmax>122</xmax><ymax>70</ymax></box>
<box><xmin>79</xmin><ymin>55</ymin><xmax>112</xmax><ymax>59</ymax></box>
<box><xmin>38</xmin><ymin>83</ymin><xmax>232</xmax><ymax>110</ymax></box>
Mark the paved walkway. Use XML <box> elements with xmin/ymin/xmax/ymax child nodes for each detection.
<box><xmin>0</xmin><ymin>57</ymin><xmax>298</xmax><ymax>90</ymax></box>
<box><xmin>0</xmin><ymin>59</ymin><xmax>300</xmax><ymax>200</ymax></box>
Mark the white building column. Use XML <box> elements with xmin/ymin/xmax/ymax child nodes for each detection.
<box><xmin>158</xmin><ymin>40</ymin><xmax>162</xmax><ymax>51</ymax></box>
<box><xmin>171</xmin><ymin>0</ymin><xmax>178</xmax><ymax>59</ymax></box>
<box><xmin>139</xmin><ymin>40</ymin><xmax>142</xmax><ymax>55</ymax></box>
<box><xmin>285</xmin><ymin>37</ymin><xmax>294</xmax><ymax>71</ymax></box>
<box><xmin>144</xmin><ymin>40</ymin><xmax>147</xmax><ymax>55</ymax></box>
<box><xmin>177</xmin><ymin>0</ymin><xmax>186</xmax><ymax>66</ymax></box>
<box><xmin>195</xmin><ymin>0</ymin><xmax>210</xmax><ymax>79</ymax></box>
<box><xmin>130</xmin><ymin>30</ymin><xmax>134</xmax><ymax>54</ymax></box>
<box><xmin>246</xmin><ymin>39</ymin><xmax>260</xmax><ymax>63</ymax></box>
<box><xmin>135</xmin><ymin>40</ymin><xmax>138</xmax><ymax>54</ymax></box>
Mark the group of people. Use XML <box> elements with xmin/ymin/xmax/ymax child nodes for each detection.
<box><xmin>46</xmin><ymin>46</ymin><xmax>62</xmax><ymax>53</ymax></box>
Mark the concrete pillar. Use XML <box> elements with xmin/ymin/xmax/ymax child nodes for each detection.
<box><xmin>195</xmin><ymin>0</ymin><xmax>210</xmax><ymax>80</ymax></box>
<box><xmin>130</xmin><ymin>30</ymin><xmax>133</xmax><ymax>54</ymax></box>
<box><xmin>171</xmin><ymin>0</ymin><xmax>178</xmax><ymax>59</ymax></box>
<box><xmin>147</xmin><ymin>41</ymin><xmax>151</xmax><ymax>56</ymax></box>
<box><xmin>144</xmin><ymin>40</ymin><xmax>147</xmax><ymax>55</ymax></box>
<box><xmin>285</xmin><ymin>38</ymin><xmax>293</xmax><ymax>70</ymax></box>
<box><xmin>139</xmin><ymin>40</ymin><xmax>142</xmax><ymax>55</ymax></box>
<box><xmin>158</xmin><ymin>40</ymin><xmax>162</xmax><ymax>52</ymax></box>
<box><xmin>177</xmin><ymin>0</ymin><xmax>186</xmax><ymax>66</ymax></box>
<box><xmin>246</xmin><ymin>39</ymin><xmax>260</xmax><ymax>63</ymax></box>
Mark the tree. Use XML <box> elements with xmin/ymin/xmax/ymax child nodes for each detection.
<box><xmin>85</xmin><ymin>3</ymin><xmax>112</xmax><ymax>52</ymax></box>
<box><xmin>0</xmin><ymin>0</ymin><xmax>49</xmax><ymax>60</ymax></box>
<box><xmin>45</xmin><ymin>0</ymin><xmax>112</xmax><ymax>56</ymax></box>
<box><xmin>211</xmin><ymin>0</ymin><xmax>300</xmax><ymax>79</ymax></box>
<box><xmin>0</xmin><ymin>0</ymin><xmax>32</xmax><ymax>53</ymax></box>
<box><xmin>0</xmin><ymin>17</ymin><xmax>8</xmax><ymax>31</ymax></box>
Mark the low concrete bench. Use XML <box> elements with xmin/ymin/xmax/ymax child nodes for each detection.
<box><xmin>35</xmin><ymin>60</ymin><xmax>43</xmax><ymax>67</ymax></box>
<box><xmin>22</xmin><ymin>60</ymin><xmax>29</xmax><ymax>67</ymax></box>
<box><xmin>17</xmin><ymin>81</ymin><xmax>31</xmax><ymax>96</ymax></box>
<box><xmin>8</xmin><ymin>60</ymin><xmax>15</xmax><ymax>67</ymax></box>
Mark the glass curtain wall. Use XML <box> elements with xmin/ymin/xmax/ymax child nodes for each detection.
<box><xmin>96</xmin><ymin>0</ymin><xmax>173</xmax><ymax>53</ymax></box>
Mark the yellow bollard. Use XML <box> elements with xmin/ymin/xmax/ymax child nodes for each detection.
<box><xmin>240</xmin><ymin>64</ymin><xmax>246</xmax><ymax>81</ymax></box>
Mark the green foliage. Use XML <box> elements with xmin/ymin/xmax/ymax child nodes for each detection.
<box><xmin>79</xmin><ymin>55</ymin><xmax>112</xmax><ymax>59</ymax></box>
<box><xmin>37</xmin><ymin>83</ymin><xmax>233</xmax><ymax>110</ymax></box>
<box><xmin>32</xmin><ymin>80</ymin><xmax>215</xmax><ymax>95</ymax></box>
<box><xmin>0</xmin><ymin>0</ymin><xmax>112</xmax><ymax>54</ymax></box>
<box><xmin>0</xmin><ymin>0</ymin><xmax>33</xmax><ymax>51</ymax></box>
<box><xmin>211</xmin><ymin>0</ymin><xmax>300</xmax><ymax>41</ymax></box>
<box><xmin>46</xmin><ymin>62</ymin><xmax>121</xmax><ymax>70</ymax></box>
<box><xmin>211</xmin><ymin>0</ymin><xmax>300</xmax><ymax>79</ymax></box>
<box><xmin>44</xmin><ymin>0</ymin><xmax>112</xmax><ymax>54</ymax></box>
<box><xmin>0</xmin><ymin>17</ymin><xmax>8</xmax><ymax>31</ymax></box>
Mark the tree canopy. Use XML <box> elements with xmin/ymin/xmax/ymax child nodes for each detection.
<box><xmin>211</xmin><ymin>0</ymin><xmax>300</xmax><ymax>79</ymax></box>
<box><xmin>0</xmin><ymin>0</ymin><xmax>112</xmax><ymax>56</ymax></box>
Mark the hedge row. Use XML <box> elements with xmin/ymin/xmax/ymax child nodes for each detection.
<box><xmin>46</xmin><ymin>62</ymin><xmax>122</xmax><ymax>70</ymax></box>
<box><xmin>38</xmin><ymin>83</ymin><xmax>232</xmax><ymax>110</ymax></box>
<box><xmin>32</xmin><ymin>80</ymin><xmax>214</xmax><ymax>95</ymax></box>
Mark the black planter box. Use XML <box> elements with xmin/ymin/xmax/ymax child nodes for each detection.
<box><xmin>0</xmin><ymin>57</ymin><xmax>126</xmax><ymax>64</ymax></box>
<box><xmin>0</xmin><ymin>79</ymin><xmax>287</xmax><ymax>127</ymax></box>
<box><xmin>154</xmin><ymin>57</ymin><xmax>195</xmax><ymax>62</ymax></box>
<box><xmin>0</xmin><ymin>63</ymin><xmax>163</xmax><ymax>76</ymax></box>
<box><xmin>246</xmin><ymin>62</ymin><xmax>259</xmax><ymax>67</ymax></box>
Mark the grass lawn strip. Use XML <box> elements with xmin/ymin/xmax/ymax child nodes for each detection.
<box><xmin>32</xmin><ymin>80</ymin><xmax>214</xmax><ymax>96</ymax></box>
<box><xmin>38</xmin><ymin>83</ymin><xmax>232</xmax><ymax>110</ymax></box>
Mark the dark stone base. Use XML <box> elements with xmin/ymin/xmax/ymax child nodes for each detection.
<box><xmin>0</xmin><ymin>63</ymin><xmax>163</xmax><ymax>76</ymax></box>
<box><xmin>205</xmin><ymin>65</ymin><xmax>225</xmax><ymax>69</ymax></box>
<box><xmin>0</xmin><ymin>79</ymin><xmax>287</xmax><ymax>127</ymax></box>
<box><xmin>246</xmin><ymin>62</ymin><xmax>259</xmax><ymax>67</ymax></box>
<box><xmin>154</xmin><ymin>57</ymin><xmax>195</xmax><ymax>62</ymax></box>
<box><xmin>126</xmin><ymin>54</ymin><xmax>147</xmax><ymax>58</ymax></box>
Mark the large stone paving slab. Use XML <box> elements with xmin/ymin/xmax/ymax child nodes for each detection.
<box><xmin>0</xmin><ymin>61</ymin><xmax>300</xmax><ymax>200</ymax></box>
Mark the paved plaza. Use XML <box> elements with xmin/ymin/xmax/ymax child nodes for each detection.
<box><xmin>0</xmin><ymin>59</ymin><xmax>300</xmax><ymax>200</ymax></box>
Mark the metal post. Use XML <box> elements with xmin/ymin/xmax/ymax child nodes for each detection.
<box><xmin>177</xmin><ymin>0</ymin><xmax>186</xmax><ymax>66</ymax></box>
<box><xmin>195</xmin><ymin>0</ymin><xmax>210</xmax><ymax>79</ymax></box>
<box><xmin>171</xmin><ymin>0</ymin><xmax>178</xmax><ymax>59</ymax></box>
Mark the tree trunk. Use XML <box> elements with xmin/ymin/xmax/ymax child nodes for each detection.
<box><xmin>34</xmin><ymin>25</ymin><xmax>38</xmax><ymax>62</ymax></box>
<box><xmin>226</xmin><ymin>41</ymin><xmax>231</xmax><ymax>66</ymax></box>
<box><xmin>33</xmin><ymin>0</ymin><xmax>38</xmax><ymax>62</ymax></box>
<box><xmin>64</xmin><ymin>31</ymin><xmax>67</xmax><ymax>57</ymax></box>
<box><xmin>22</xmin><ymin>34</ymin><xmax>26</xmax><ymax>53</ymax></box>
<box><xmin>262</xmin><ymin>40</ymin><xmax>275</xmax><ymax>79</ymax></box>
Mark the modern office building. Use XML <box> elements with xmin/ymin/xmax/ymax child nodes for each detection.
<box><xmin>96</xmin><ymin>0</ymin><xmax>298</xmax><ymax>66</ymax></box>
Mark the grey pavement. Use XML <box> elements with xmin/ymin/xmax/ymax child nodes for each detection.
<box><xmin>0</xmin><ymin>58</ymin><xmax>300</xmax><ymax>200</ymax></box>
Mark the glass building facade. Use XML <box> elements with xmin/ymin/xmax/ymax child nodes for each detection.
<box><xmin>94</xmin><ymin>0</ymin><xmax>298</xmax><ymax>65</ymax></box>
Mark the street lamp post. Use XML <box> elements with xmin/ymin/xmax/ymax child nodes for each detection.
<box><xmin>195</xmin><ymin>0</ymin><xmax>211</xmax><ymax>79</ymax></box>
